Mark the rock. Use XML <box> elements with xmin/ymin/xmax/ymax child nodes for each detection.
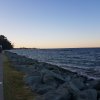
<box><xmin>35</xmin><ymin>96</ymin><xmax>44</xmax><ymax>100</ymax></box>
<box><xmin>86</xmin><ymin>80</ymin><xmax>99</xmax><ymax>89</ymax></box>
<box><xmin>38</xmin><ymin>89</ymin><xmax>71</xmax><ymax>100</ymax></box>
<box><xmin>24</xmin><ymin>75</ymin><xmax>42</xmax><ymax>86</ymax></box>
<box><xmin>94</xmin><ymin>81</ymin><xmax>100</xmax><ymax>90</ymax></box>
<box><xmin>27</xmin><ymin>70</ymin><xmax>42</xmax><ymax>76</ymax></box>
<box><xmin>42</xmin><ymin>71</ymin><xmax>58</xmax><ymax>87</ymax></box>
<box><xmin>77</xmin><ymin>89</ymin><xmax>97</xmax><ymax>100</ymax></box>
<box><xmin>35</xmin><ymin>82</ymin><xmax>71</xmax><ymax>100</ymax></box>
<box><xmin>56</xmin><ymin>84</ymin><xmax>71</xmax><ymax>100</ymax></box>
<box><xmin>41</xmin><ymin>69</ymin><xmax>66</xmax><ymax>83</ymax></box>
<box><xmin>36</xmin><ymin>84</ymin><xmax>55</xmax><ymax>95</ymax></box>
<box><xmin>67</xmin><ymin>81</ymin><xmax>80</xmax><ymax>93</ymax></box>
<box><xmin>57</xmin><ymin>81</ymin><xmax>80</xmax><ymax>99</ymax></box>
<box><xmin>31</xmin><ymin>83</ymin><xmax>39</xmax><ymax>92</ymax></box>
<box><xmin>71</xmin><ymin>78</ymin><xmax>85</xmax><ymax>90</ymax></box>
<box><xmin>97</xmin><ymin>91</ymin><xmax>100</xmax><ymax>99</ymax></box>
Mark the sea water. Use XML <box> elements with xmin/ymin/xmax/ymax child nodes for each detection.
<box><xmin>10</xmin><ymin>48</ymin><xmax>100</xmax><ymax>79</ymax></box>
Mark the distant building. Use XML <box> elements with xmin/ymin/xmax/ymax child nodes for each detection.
<box><xmin>0</xmin><ymin>45</ymin><xmax>2</xmax><ymax>53</ymax></box>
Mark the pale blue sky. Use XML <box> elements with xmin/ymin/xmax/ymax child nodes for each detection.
<box><xmin>0</xmin><ymin>0</ymin><xmax>100</xmax><ymax>48</ymax></box>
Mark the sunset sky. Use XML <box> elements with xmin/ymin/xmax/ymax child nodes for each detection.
<box><xmin>0</xmin><ymin>0</ymin><xmax>100</xmax><ymax>48</ymax></box>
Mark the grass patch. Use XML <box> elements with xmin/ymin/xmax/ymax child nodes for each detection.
<box><xmin>3</xmin><ymin>55</ymin><xmax>37</xmax><ymax>100</ymax></box>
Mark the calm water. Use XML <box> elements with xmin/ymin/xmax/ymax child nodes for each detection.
<box><xmin>10</xmin><ymin>48</ymin><xmax>100</xmax><ymax>79</ymax></box>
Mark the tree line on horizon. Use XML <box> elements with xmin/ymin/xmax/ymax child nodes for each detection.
<box><xmin>0</xmin><ymin>35</ymin><xmax>13</xmax><ymax>50</ymax></box>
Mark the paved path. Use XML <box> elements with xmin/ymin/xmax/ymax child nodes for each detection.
<box><xmin>0</xmin><ymin>53</ymin><xmax>3</xmax><ymax>100</ymax></box>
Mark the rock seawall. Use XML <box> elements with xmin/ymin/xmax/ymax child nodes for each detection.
<box><xmin>5</xmin><ymin>51</ymin><xmax>100</xmax><ymax>100</ymax></box>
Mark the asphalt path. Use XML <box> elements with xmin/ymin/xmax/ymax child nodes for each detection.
<box><xmin>0</xmin><ymin>53</ymin><xmax>3</xmax><ymax>100</ymax></box>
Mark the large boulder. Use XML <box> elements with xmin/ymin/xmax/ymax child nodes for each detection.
<box><xmin>35</xmin><ymin>84</ymin><xmax>56</xmax><ymax>95</ymax></box>
<box><xmin>94</xmin><ymin>81</ymin><xmax>100</xmax><ymax>90</ymax></box>
<box><xmin>86</xmin><ymin>80</ymin><xmax>99</xmax><ymax>89</ymax></box>
<box><xmin>42</xmin><ymin>72</ymin><xmax>58</xmax><ymax>87</ymax></box>
<box><xmin>35</xmin><ymin>89</ymin><xmax>71</xmax><ymax>100</ymax></box>
<box><xmin>24</xmin><ymin>75</ymin><xmax>42</xmax><ymax>86</ymax></box>
<box><xmin>97</xmin><ymin>91</ymin><xmax>100</xmax><ymax>99</ymax></box>
<box><xmin>41</xmin><ymin>69</ymin><xmax>66</xmax><ymax>83</ymax></box>
<box><xmin>56</xmin><ymin>83</ymin><xmax>71</xmax><ymax>100</ymax></box>
<box><xmin>71</xmin><ymin>78</ymin><xmax>85</xmax><ymax>90</ymax></box>
<box><xmin>77</xmin><ymin>89</ymin><xmax>97</xmax><ymax>100</ymax></box>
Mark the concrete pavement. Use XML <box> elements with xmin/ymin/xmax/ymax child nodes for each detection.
<box><xmin>0</xmin><ymin>53</ymin><xmax>3</xmax><ymax>100</ymax></box>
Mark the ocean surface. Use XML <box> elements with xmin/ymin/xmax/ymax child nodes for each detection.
<box><xmin>10</xmin><ymin>48</ymin><xmax>100</xmax><ymax>79</ymax></box>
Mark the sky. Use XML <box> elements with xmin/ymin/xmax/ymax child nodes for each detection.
<box><xmin>0</xmin><ymin>0</ymin><xmax>100</xmax><ymax>48</ymax></box>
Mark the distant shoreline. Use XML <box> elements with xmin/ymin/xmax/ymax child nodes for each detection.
<box><xmin>13</xmin><ymin>47</ymin><xmax>100</xmax><ymax>50</ymax></box>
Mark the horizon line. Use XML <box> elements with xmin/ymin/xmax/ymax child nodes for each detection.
<box><xmin>14</xmin><ymin>47</ymin><xmax>100</xmax><ymax>49</ymax></box>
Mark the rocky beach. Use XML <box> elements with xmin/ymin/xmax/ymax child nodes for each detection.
<box><xmin>5</xmin><ymin>51</ymin><xmax>100</xmax><ymax>100</ymax></box>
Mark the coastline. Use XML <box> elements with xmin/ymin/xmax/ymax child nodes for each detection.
<box><xmin>5</xmin><ymin>51</ymin><xmax>100</xmax><ymax>100</ymax></box>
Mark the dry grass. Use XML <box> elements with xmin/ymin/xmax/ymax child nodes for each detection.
<box><xmin>3</xmin><ymin>55</ymin><xmax>37</xmax><ymax>100</ymax></box>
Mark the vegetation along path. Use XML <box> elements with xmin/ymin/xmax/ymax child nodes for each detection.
<box><xmin>0</xmin><ymin>53</ymin><xmax>3</xmax><ymax>100</ymax></box>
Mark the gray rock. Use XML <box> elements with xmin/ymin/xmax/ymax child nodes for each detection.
<box><xmin>67</xmin><ymin>81</ymin><xmax>80</xmax><ymax>93</ymax></box>
<box><xmin>40</xmin><ymin>89</ymin><xmax>70</xmax><ymax>100</ymax></box>
<box><xmin>94</xmin><ymin>81</ymin><xmax>100</xmax><ymax>90</ymax></box>
<box><xmin>56</xmin><ymin>84</ymin><xmax>71</xmax><ymax>100</ymax></box>
<box><xmin>97</xmin><ymin>91</ymin><xmax>100</xmax><ymax>99</ymax></box>
<box><xmin>35</xmin><ymin>96</ymin><xmax>44</xmax><ymax>100</ymax></box>
<box><xmin>36</xmin><ymin>84</ymin><xmax>55</xmax><ymax>95</ymax></box>
<box><xmin>24</xmin><ymin>75</ymin><xmax>41</xmax><ymax>86</ymax></box>
<box><xmin>57</xmin><ymin>81</ymin><xmax>80</xmax><ymax>99</ymax></box>
<box><xmin>28</xmin><ymin>70</ymin><xmax>41</xmax><ymax>76</ymax></box>
<box><xmin>41</xmin><ymin>69</ymin><xmax>66</xmax><ymax>82</ymax></box>
<box><xmin>86</xmin><ymin>80</ymin><xmax>99</xmax><ymax>89</ymax></box>
<box><xmin>77</xmin><ymin>89</ymin><xmax>97</xmax><ymax>100</ymax></box>
<box><xmin>71</xmin><ymin>78</ymin><xmax>85</xmax><ymax>90</ymax></box>
<box><xmin>42</xmin><ymin>72</ymin><xmax>58</xmax><ymax>87</ymax></box>
<box><xmin>31</xmin><ymin>83</ymin><xmax>39</xmax><ymax>91</ymax></box>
